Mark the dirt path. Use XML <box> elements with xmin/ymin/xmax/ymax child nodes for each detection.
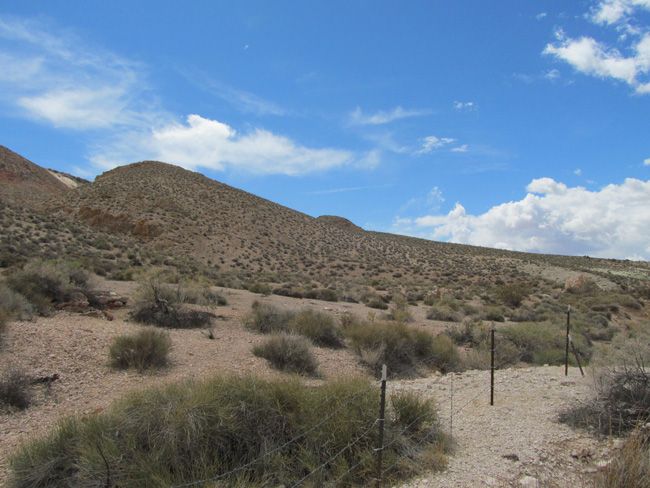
<box><xmin>394</xmin><ymin>366</ymin><xmax>612</xmax><ymax>487</ymax></box>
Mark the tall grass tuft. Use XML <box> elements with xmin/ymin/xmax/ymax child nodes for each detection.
<box><xmin>109</xmin><ymin>328</ymin><xmax>172</xmax><ymax>371</ymax></box>
<box><xmin>8</xmin><ymin>376</ymin><xmax>449</xmax><ymax>487</ymax></box>
<box><xmin>253</xmin><ymin>334</ymin><xmax>319</xmax><ymax>376</ymax></box>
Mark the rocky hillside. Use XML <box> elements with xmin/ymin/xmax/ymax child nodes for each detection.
<box><xmin>0</xmin><ymin>146</ymin><xmax>68</xmax><ymax>207</ymax></box>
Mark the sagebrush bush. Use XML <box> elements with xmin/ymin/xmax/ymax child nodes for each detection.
<box><xmin>560</xmin><ymin>360</ymin><xmax>650</xmax><ymax>435</ymax></box>
<box><xmin>8</xmin><ymin>376</ymin><xmax>447</xmax><ymax>486</ymax></box>
<box><xmin>345</xmin><ymin>321</ymin><xmax>444</xmax><ymax>377</ymax></box>
<box><xmin>501</xmin><ymin>321</ymin><xmax>591</xmax><ymax>366</ymax></box>
<box><xmin>0</xmin><ymin>284</ymin><xmax>33</xmax><ymax>321</ymax></box>
<box><xmin>109</xmin><ymin>329</ymin><xmax>171</xmax><ymax>371</ymax></box>
<box><xmin>0</xmin><ymin>368</ymin><xmax>31</xmax><ymax>410</ymax></box>
<box><xmin>426</xmin><ymin>305</ymin><xmax>461</xmax><ymax>322</ymax></box>
<box><xmin>253</xmin><ymin>334</ymin><xmax>319</xmax><ymax>376</ymax></box>
<box><xmin>6</xmin><ymin>260</ymin><xmax>89</xmax><ymax>315</ymax></box>
<box><xmin>289</xmin><ymin>309</ymin><xmax>344</xmax><ymax>348</ymax></box>
<box><xmin>244</xmin><ymin>301</ymin><xmax>295</xmax><ymax>334</ymax></box>
<box><xmin>391</xmin><ymin>392</ymin><xmax>436</xmax><ymax>434</ymax></box>
<box><xmin>430</xmin><ymin>334</ymin><xmax>462</xmax><ymax>373</ymax></box>
<box><xmin>495</xmin><ymin>283</ymin><xmax>529</xmax><ymax>308</ymax></box>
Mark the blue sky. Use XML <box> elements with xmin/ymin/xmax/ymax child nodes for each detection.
<box><xmin>1</xmin><ymin>1</ymin><xmax>650</xmax><ymax>259</ymax></box>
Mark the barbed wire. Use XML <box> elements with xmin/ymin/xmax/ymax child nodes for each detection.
<box><xmin>171</xmin><ymin>386</ymin><xmax>377</xmax><ymax>488</ymax></box>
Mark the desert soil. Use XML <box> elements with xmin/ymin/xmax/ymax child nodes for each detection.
<box><xmin>0</xmin><ymin>280</ymin><xmax>610</xmax><ymax>487</ymax></box>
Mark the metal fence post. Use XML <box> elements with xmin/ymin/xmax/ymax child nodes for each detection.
<box><xmin>564</xmin><ymin>306</ymin><xmax>571</xmax><ymax>376</ymax></box>
<box><xmin>375</xmin><ymin>364</ymin><xmax>387</xmax><ymax>488</ymax></box>
<box><xmin>490</xmin><ymin>323</ymin><xmax>495</xmax><ymax>406</ymax></box>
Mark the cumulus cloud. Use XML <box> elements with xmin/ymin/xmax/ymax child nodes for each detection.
<box><xmin>398</xmin><ymin>177</ymin><xmax>650</xmax><ymax>259</ymax></box>
<box><xmin>91</xmin><ymin>114</ymin><xmax>354</xmax><ymax>175</ymax></box>
<box><xmin>544</xmin><ymin>3</ymin><xmax>650</xmax><ymax>94</ymax></box>
<box><xmin>645</xmin><ymin>158</ymin><xmax>650</xmax><ymax>165</ymax></box>
<box><xmin>590</xmin><ymin>0</ymin><xmax>650</xmax><ymax>25</ymax></box>
<box><xmin>348</xmin><ymin>106</ymin><xmax>429</xmax><ymax>126</ymax></box>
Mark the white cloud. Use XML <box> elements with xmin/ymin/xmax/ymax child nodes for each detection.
<box><xmin>590</xmin><ymin>0</ymin><xmax>650</xmax><ymax>25</ymax></box>
<box><xmin>417</xmin><ymin>135</ymin><xmax>455</xmax><ymax>154</ymax></box>
<box><xmin>0</xmin><ymin>16</ymin><xmax>164</xmax><ymax>130</ymax></box>
<box><xmin>536</xmin><ymin>12</ymin><xmax>548</xmax><ymax>20</ymax></box>
<box><xmin>451</xmin><ymin>144</ymin><xmax>469</xmax><ymax>153</ymax></box>
<box><xmin>574</xmin><ymin>168</ymin><xmax>583</xmax><ymax>175</ymax></box>
<box><xmin>348</xmin><ymin>106</ymin><xmax>429</xmax><ymax>126</ymax></box>
<box><xmin>544</xmin><ymin>68</ymin><xmax>561</xmax><ymax>80</ymax></box>
<box><xmin>453</xmin><ymin>101</ymin><xmax>476</xmax><ymax>111</ymax></box>
<box><xmin>544</xmin><ymin>3</ymin><xmax>650</xmax><ymax>94</ymax></box>
<box><xmin>645</xmin><ymin>158</ymin><xmax>650</xmax><ymax>165</ymax></box>
<box><xmin>91</xmin><ymin>114</ymin><xmax>355</xmax><ymax>175</ymax></box>
<box><xmin>400</xmin><ymin>177</ymin><xmax>650</xmax><ymax>259</ymax></box>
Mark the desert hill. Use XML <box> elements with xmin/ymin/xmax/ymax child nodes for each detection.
<box><xmin>0</xmin><ymin>146</ymin><xmax>69</xmax><ymax>207</ymax></box>
<box><xmin>1</xmin><ymin>146</ymin><xmax>649</xmax><ymax>294</ymax></box>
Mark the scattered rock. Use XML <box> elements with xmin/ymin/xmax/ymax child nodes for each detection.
<box><xmin>503</xmin><ymin>453</ymin><xmax>520</xmax><ymax>461</ymax></box>
<box><xmin>519</xmin><ymin>475</ymin><xmax>539</xmax><ymax>487</ymax></box>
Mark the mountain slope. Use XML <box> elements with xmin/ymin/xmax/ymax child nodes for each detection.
<box><xmin>54</xmin><ymin>160</ymin><xmax>650</xmax><ymax>289</ymax></box>
<box><xmin>0</xmin><ymin>145</ymin><xmax>69</xmax><ymax>207</ymax></box>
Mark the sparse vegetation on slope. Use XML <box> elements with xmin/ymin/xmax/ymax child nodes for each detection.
<box><xmin>253</xmin><ymin>334</ymin><xmax>319</xmax><ymax>376</ymax></box>
<box><xmin>8</xmin><ymin>376</ymin><xmax>448</xmax><ymax>487</ymax></box>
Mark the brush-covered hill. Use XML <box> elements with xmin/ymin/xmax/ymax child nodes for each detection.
<box><xmin>49</xmin><ymin>159</ymin><xmax>649</xmax><ymax>291</ymax></box>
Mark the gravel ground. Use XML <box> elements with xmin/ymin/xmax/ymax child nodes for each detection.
<box><xmin>394</xmin><ymin>366</ymin><xmax>614</xmax><ymax>488</ymax></box>
<box><xmin>0</xmin><ymin>280</ymin><xmax>611</xmax><ymax>487</ymax></box>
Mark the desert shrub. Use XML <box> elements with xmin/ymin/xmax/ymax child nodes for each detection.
<box><xmin>496</xmin><ymin>283</ymin><xmax>528</xmax><ymax>308</ymax></box>
<box><xmin>560</xmin><ymin>360</ymin><xmax>650</xmax><ymax>435</ymax></box>
<box><xmin>303</xmin><ymin>288</ymin><xmax>338</xmax><ymax>302</ymax></box>
<box><xmin>426</xmin><ymin>305</ymin><xmax>461</xmax><ymax>322</ymax></box>
<box><xmin>8</xmin><ymin>376</ymin><xmax>447</xmax><ymax>487</ymax></box>
<box><xmin>244</xmin><ymin>301</ymin><xmax>295</xmax><ymax>333</ymax></box>
<box><xmin>253</xmin><ymin>334</ymin><xmax>319</xmax><ymax>376</ymax></box>
<box><xmin>289</xmin><ymin>309</ymin><xmax>344</xmax><ymax>348</ymax></box>
<box><xmin>391</xmin><ymin>392</ymin><xmax>436</xmax><ymax>434</ymax></box>
<box><xmin>0</xmin><ymin>284</ymin><xmax>33</xmax><ymax>321</ymax></box>
<box><xmin>0</xmin><ymin>368</ymin><xmax>31</xmax><ymax>410</ymax></box>
<box><xmin>131</xmin><ymin>280</ymin><xmax>214</xmax><ymax>329</ymax></box>
<box><xmin>6</xmin><ymin>260</ymin><xmax>89</xmax><ymax>315</ymax></box>
<box><xmin>596</xmin><ymin>425</ymin><xmax>650</xmax><ymax>488</ymax></box>
<box><xmin>430</xmin><ymin>334</ymin><xmax>462</xmax><ymax>373</ymax></box>
<box><xmin>388</xmin><ymin>295</ymin><xmax>412</xmax><ymax>324</ymax></box>
<box><xmin>367</xmin><ymin>298</ymin><xmax>388</xmax><ymax>310</ymax></box>
<box><xmin>501</xmin><ymin>322</ymin><xmax>591</xmax><ymax>366</ymax></box>
<box><xmin>109</xmin><ymin>329</ymin><xmax>171</xmax><ymax>371</ymax></box>
<box><xmin>272</xmin><ymin>286</ymin><xmax>304</xmax><ymax>299</ymax></box>
<box><xmin>248</xmin><ymin>282</ymin><xmax>272</xmax><ymax>295</ymax></box>
<box><xmin>345</xmin><ymin>321</ymin><xmax>442</xmax><ymax>377</ymax></box>
<box><xmin>481</xmin><ymin>306</ymin><xmax>505</xmax><ymax>322</ymax></box>
<box><xmin>182</xmin><ymin>286</ymin><xmax>227</xmax><ymax>306</ymax></box>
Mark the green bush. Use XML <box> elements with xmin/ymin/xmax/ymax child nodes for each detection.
<box><xmin>0</xmin><ymin>284</ymin><xmax>33</xmax><ymax>321</ymax></box>
<box><xmin>0</xmin><ymin>368</ymin><xmax>31</xmax><ymax>410</ymax></box>
<box><xmin>345</xmin><ymin>321</ymin><xmax>442</xmax><ymax>377</ymax></box>
<box><xmin>391</xmin><ymin>392</ymin><xmax>436</xmax><ymax>434</ymax></box>
<box><xmin>253</xmin><ymin>334</ymin><xmax>319</xmax><ymax>376</ymax></box>
<box><xmin>8</xmin><ymin>376</ymin><xmax>447</xmax><ymax>486</ymax></box>
<box><xmin>6</xmin><ymin>260</ymin><xmax>89</xmax><ymax>315</ymax></box>
<box><xmin>303</xmin><ymin>288</ymin><xmax>339</xmax><ymax>302</ymax></box>
<box><xmin>501</xmin><ymin>321</ymin><xmax>591</xmax><ymax>366</ymax></box>
<box><xmin>248</xmin><ymin>282</ymin><xmax>272</xmax><ymax>295</ymax></box>
<box><xmin>430</xmin><ymin>334</ymin><xmax>462</xmax><ymax>373</ymax></box>
<box><xmin>482</xmin><ymin>306</ymin><xmax>505</xmax><ymax>322</ymax></box>
<box><xmin>496</xmin><ymin>284</ymin><xmax>528</xmax><ymax>308</ymax></box>
<box><xmin>289</xmin><ymin>309</ymin><xmax>343</xmax><ymax>348</ymax></box>
<box><xmin>244</xmin><ymin>301</ymin><xmax>295</xmax><ymax>333</ymax></box>
<box><xmin>109</xmin><ymin>329</ymin><xmax>172</xmax><ymax>371</ymax></box>
<box><xmin>426</xmin><ymin>305</ymin><xmax>461</xmax><ymax>322</ymax></box>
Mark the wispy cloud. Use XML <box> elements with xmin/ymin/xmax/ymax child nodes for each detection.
<box><xmin>451</xmin><ymin>144</ymin><xmax>469</xmax><ymax>153</ymax></box>
<box><xmin>305</xmin><ymin>183</ymin><xmax>392</xmax><ymax>195</ymax></box>
<box><xmin>0</xmin><ymin>16</ymin><xmax>368</xmax><ymax>176</ymax></box>
<box><xmin>180</xmin><ymin>69</ymin><xmax>287</xmax><ymax>116</ymax></box>
<box><xmin>644</xmin><ymin>157</ymin><xmax>650</xmax><ymax>166</ymax></box>
<box><xmin>453</xmin><ymin>101</ymin><xmax>477</xmax><ymax>111</ymax></box>
<box><xmin>348</xmin><ymin>106</ymin><xmax>429</xmax><ymax>126</ymax></box>
<box><xmin>416</xmin><ymin>135</ymin><xmax>455</xmax><ymax>154</ymax></box>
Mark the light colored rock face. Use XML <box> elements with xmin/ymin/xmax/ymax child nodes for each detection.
<box><xmin>394</xmin><ymin>366</ymin><xmax>611</xmax><ymax>488</ymax></box>
<box><xmin>47</xmin><ymin>169</ymin><xmax>80</xmax><ymax>189</ymax></box>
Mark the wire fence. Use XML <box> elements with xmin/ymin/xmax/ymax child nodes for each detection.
<box><xmin>160</xmin><ymin>321</ymin><xmax>587</xmax><ymax>488</ymax></box>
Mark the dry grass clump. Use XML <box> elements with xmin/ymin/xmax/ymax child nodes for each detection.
<box><xmin>8</xmin><ymin>376</ymin><xmax>447</xmax><ymax>487</ymax></box>
<box><xmin>345</xmin><ymin>320</ymin><xmax>459</xmax><ymax>377</ymax></box>
<box><xmin>244</xmin><ymin>301</ymin><xmax>295</xmax><ymax>334</ymax></box>
<box><xmin>253</xmin><ymin>334</ymin><xmax>319</xmax><ymax>376</ymax></box>
<box><xmin>289</xmin><ymin>309</ymin><xmax>344</xmax><ymax>348</ymax></box>
<box><xmin>0</xmin><ymin>368</ymin><xmax>32</xmax><ymax>410</ymax></box>
<box><xmin>597</xmin><ymin>425</ymin><xmax>650</xmax><ymax>488</ymax></box>
<box><xmin>109</xmin><ymin>329</ymin><xmax>171</xmax><ymax>371</ymax></box>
